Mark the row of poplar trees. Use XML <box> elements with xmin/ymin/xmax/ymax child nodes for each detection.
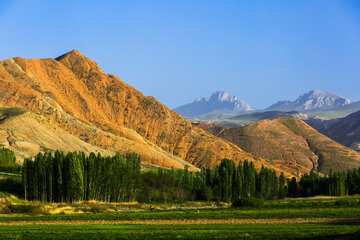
<box><xmin>22</xmin><ymin>151</ymin><xmax>140</xmax><ymax>203</ymax></box>
<box><xmin>288</xmin><ymin>168</ymin><xmax>360</xmax><ymax>197</ymax></box>
<box><xmin>21</xmin><ymin>150</ymin><xmax>360</xmax><ymax>203</ymax></box>
<box><xmin>21</xmin><ymin>152</ymin><xmax>286</xmax><ymax>203</ymax></box>
<box><xmin>138</xmin><ymin>159</ymin><xmax>287</xmax><ymax>203</ymax></box>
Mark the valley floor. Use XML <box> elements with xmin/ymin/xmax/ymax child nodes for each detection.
<box><xmin>1</xmin><ymin>223</ymin><xmax>360</xmax><ymax>239</ymax></box>
<box><xmin>1</xmin><ymin>196</ymin><xmax>360</xmax><ymax>239</ymax></box>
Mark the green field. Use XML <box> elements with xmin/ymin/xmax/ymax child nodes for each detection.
<box><xmin>1</xmin><ymin>223</ymin><xmax>360</xmax><ymax>240</ymax></box>
<box><xmin>1</xmin><ymin>196</ymin><xmax>360</xmax><ymax>239</ymax></box>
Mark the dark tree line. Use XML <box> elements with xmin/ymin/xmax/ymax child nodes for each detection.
<box><xmin>21</xmin><ymin>153</ymin><xmax>286</xmax><ymax>203</ymax></box>
<box><xmin>287</xmin><ymin>169</ymin><xmax>360</xmax><ymax>197</ymax></box>
<box><xmin>138</xmin><ymin>159</ymin><xmax>286</xmax><ymax>203</ymax></box>
<box><xmin>16</xmin><ymin>149</ymin><xmax>360</xmax><ymax>203</ymax></box>
<box><xmin>22</xmin><ymin>151</ymin><xmax>140</xmax><ymax>202</ymax></box>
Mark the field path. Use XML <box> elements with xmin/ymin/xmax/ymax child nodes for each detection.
<box><xmin>1</xmin><ymin>218</ymin><xmax>359</xmax><ymax>226</ymax></box>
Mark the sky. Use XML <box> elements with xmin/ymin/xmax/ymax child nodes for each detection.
<box><xmin>0</xmin><ymin>0</ymin><xmax>359</xmax><ymax>109</ymax></box>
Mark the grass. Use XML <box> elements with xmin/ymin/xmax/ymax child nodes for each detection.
<box><xmin>1</xmin><ymin>207</ymin><xmax>360</xmax><ymax>222</ymax></box>
<box><xmin>0</xmin><ymin>196</ymin><xmax>360</xmax><ymax>239</ymax></box>
<box><xmin>0</xmin><ymin>223</ymin><xmax>360</xmax><ymax>239</ymax></box>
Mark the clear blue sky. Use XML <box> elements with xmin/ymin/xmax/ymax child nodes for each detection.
<box><xmin>1</xmin><ymin>0</ymin><xmax>359</xmax><ymax>109</ymax></box>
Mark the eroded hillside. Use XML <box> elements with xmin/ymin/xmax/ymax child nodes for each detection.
<box><xmin>0</xmin><ymin>50</ymin><xmax>290</xmax><ymax>174</ymax></box>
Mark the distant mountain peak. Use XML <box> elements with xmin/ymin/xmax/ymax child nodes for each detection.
<box><xmin>267</xmin><ymin>90</ymin><xmax>351</xmax><ymax>112</ymax></box>
<box><xmin>209</xmin><ymin>90</ymin><xmax>239</xmax><ymax>103</ymax></box>
<box><xmin>175</xmin><ymin>90</ymin><xmax>254</xmax><ymax>117</ymax></box>
<box><xmin>297</xmin><ymin>90</ymin><xmax>348</xmax><ymax>101</ymax></box>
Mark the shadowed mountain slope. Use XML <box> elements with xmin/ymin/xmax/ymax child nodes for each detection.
<box><xmin>0</xmin><ymin>50</ymin><xmax>291</xmax><ymax>174</ymax></box>
<box><xmin>307</xmin><ymin>111</ymin><xmax>360</xmax><ymax>152</ymax></box>
<box><xmin>195</xmin><ymin>117</ymin><xmax>360</xmax><ymax>176</ymax></box>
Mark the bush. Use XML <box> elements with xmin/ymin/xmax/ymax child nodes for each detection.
<box><xmin>89</xmin><ymin>204</ymin><xmax>108</xmax><ymax>213</ymax></box>
<box><xmin>232</xmin><ymin>198</ymin><xmax>264</xmax><ymax>208</ymax></box>
<box><xmin>7</xmin><ymin>204</ymin><xmax>45</xmax><ymax>215</ymax></box>
<box><xmin>0</xmin><ymin>204</ymin><xmax>11</xmax><ymax>214</ymax></box>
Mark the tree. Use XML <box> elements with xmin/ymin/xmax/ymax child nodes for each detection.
<box><xmin>218</xmin><ymin>159</ymin><xmax>235</xmax><ymax>203</ymax></box>
<box><xmin>288</xmin><ymin>177</ymin><xmax>299</xmax><ymax>197</ymax></box>
<box><xmin>278</xmin><ymin>172</ymin><xmax>287</xmax><ymax>199</ymax></box>
<box><xmin>233</xmin><ymin>162</ymin><xmax>243</xmax><ymax>201</ymax></box>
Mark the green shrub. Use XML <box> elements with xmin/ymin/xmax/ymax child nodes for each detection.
<box><xmin>89</xmin><ymin>204</ymin><xmax>108</xmax><ymax>213</ymax></box>
<box><xmin>0</xmin><ymin>204</ymin><xmax>11</xmax><ymax>214</ymax></box>
<box><xmin>7</xmin><ymin>204</ymin><xmax>45</xmax><ymax>215</ymax></box>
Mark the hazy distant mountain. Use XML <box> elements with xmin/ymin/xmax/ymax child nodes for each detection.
<box><xmin>174</xmin><ymin>91</ymin><xmax>254</xmax><ymax>117</ymax></box>
<box><xmin>229</xmin><ymin>110</ymin><xmax>309</xmax><ymax>122</ymax></box>
<box><xmin>185</xmin><ymin>110</ymin><xmax>311</xmax><ymax>128</ymax></box>
<box><xmin>266</xmin><ymin>90</ymin><xmax>351</xmax><ymax>112</ymax></box>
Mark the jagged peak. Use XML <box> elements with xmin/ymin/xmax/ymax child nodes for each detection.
<box><xmin>192</xmin><ymin>90</ymin><xmax>242</xmax><ymax>104</ymax></box>
<box><xmin>267</xmin><ymin>90</ymin><xmax>351</xmax><ymax>111</ymax></box>
<box><xmin>297</xmin><ymin>90</ymin><xmax>349</xmax><ymax>100</ymax></box>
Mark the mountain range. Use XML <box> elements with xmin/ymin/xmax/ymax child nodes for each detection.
<box><xmin>178</xmin><ymin>90</ymin><xmax>359</xmax><ymax>153</ymax></box>
<box><xmin>0</xmin><ymin>50</ymin><xmax>290</xmax><ymax>175</ymax></box>
<box><xmin>1</xmin><ymin>50</ymin><xmax>359</xmax><ymax>178</ymax></box>
<box><xmin>174</xmin><ymin>90</ymin><xmax>254</xmax><ymax>118</ymax></box>
<box><xmin>176</xmin><ymin>90</ymin><xmax>355</xmax><ymax>119</ymax></box>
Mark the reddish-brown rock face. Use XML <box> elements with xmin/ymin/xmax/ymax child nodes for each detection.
<box><xmin>0</xmin><ymin>50</ymin><xmax>292</xmax><ymax>176</ymax></box>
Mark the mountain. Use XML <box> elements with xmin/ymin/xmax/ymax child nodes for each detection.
<box><xmin>194</xmin><ymin>117</ymin><xmax>360</xmax><ymax>176</ymax></box>
<box><xmin>0</xmin><ymin>50</ymin><xmax>291</xmax><ymax>175</ymax></box>
<box><xmin>307</xmin><ymin>110</ymin><xmax>360</xmax><ymax>152</ymax></box>
<box><xmin>266</xmin><ymin>90</ymin><xmax>351</xmax><ymax>112</ymax></box>
<box><xmin>174</xmin><ymin>90</ymin><xmax>254</xmax><ymax>118</ymax></box>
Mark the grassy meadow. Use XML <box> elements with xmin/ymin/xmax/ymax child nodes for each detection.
<box><xmin>1</xmin><ymin>194</ymin><xmax>360</xmax><ymax>239</ymax></box>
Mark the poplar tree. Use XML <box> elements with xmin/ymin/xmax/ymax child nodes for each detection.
<box><xmin>233</xmin><ymin>161</ymin><xmax>243</xmax><ymax>201</ymax></box>
<box><xmin>278</xmin><ymin>172</ymin><xmax>286</xmax><ymax>199</ymax></box>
